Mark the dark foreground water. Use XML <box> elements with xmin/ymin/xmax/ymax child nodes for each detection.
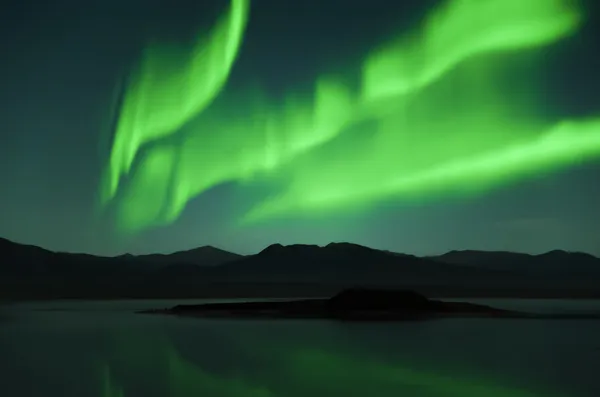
<box><xmin>1</xmin><ymin>299</ymin><xmax>600</xmax><ymax>397</ymax></box>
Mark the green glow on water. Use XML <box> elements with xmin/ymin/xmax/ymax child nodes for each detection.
<box><xmin>100</xmin><ymin>330</ymin><xmax>562</xmax><ymax>397</ymax></box>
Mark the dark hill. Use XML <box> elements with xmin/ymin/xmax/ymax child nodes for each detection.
<box><xmin>1</xmin><ymin>237</ymin><xmax>600</xmax><ymax>299</ymax></box>
<box><xmin>211</xmin><ymin>242</ymin><xmax>516</xmax><ymax>285</ymax></box>
<box><xmin>0</xmin><ymin>237</ymin><xmax>241</xmax><ymax>273</ymax></box>
<box><xmin>130</xmin><ymin>246</ymin><xmax>241</xmax><ymax>267</ymax></box>
<box><xmin>431</xmin><ymin>249</ymin><xmax>600</xmax><ymax>278</ymax></box>
<box><xmin>0</xmin><ymin>237</ymin><xmax>242</xmax><ymax>299</ymax></box>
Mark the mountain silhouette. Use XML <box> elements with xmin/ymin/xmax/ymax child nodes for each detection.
<box><xmin>210</xmin><ymin>242</ymin><xmax>514</xmax><ymax>284</ymax></box>
<box><xmin>123</xmin><ymin>245</ymin><xmax>242</xmax><ymax>267</ymax></box>
<box><xmin>1</xmin><ymin>237</ymin><xmax>599</xmax><ymax>299</ymax></box>
<box><xmin>0</xmin><ymin>237</ymin><xmax>243</xmax><ymax>299</ymax></box>
<box><xmin>431</xmin><ymin>249</ymin><xmax>600</xmax><ymax>278</ymax></box>
<box><xmin>0</xmin><ymin>237</ymin><xmax>240</xmax><ymax>274</ymax></box>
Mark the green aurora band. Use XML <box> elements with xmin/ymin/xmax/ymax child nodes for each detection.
<box><xmin>102</xmin><ymin>0</ymin><xmax>598</xmax><ymax>233</ymax></box>
<box><xmin>103</xmin><ymin>0</ymin><xmax>250</xmax><ymax>204</ymax></box>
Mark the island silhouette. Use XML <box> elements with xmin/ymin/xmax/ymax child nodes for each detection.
<box><xmin>140</xmin><ymin>288</ymin><xmax>600</xmax><ymax>321</ymax></box>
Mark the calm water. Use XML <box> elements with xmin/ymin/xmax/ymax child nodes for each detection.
<box><xmin>1</xmin><ymin>298</ymin><xmax>600</xmax><ymax>397</ymax></box>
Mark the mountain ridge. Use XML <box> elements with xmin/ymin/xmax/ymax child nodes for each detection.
<box><xmin>430</xmin><ymin>249</ymin><xmax>599</xmax><ymax>276</ymax></box>
<box><xmin>0</xmin><ymin>237</ymin><xmax>240</xmax><ymax>267</ymax></box>
<box><xmin>4</xmin><ymin>236</ymin><xmax>597</xmax><ymax>263</ymax></box>
<box><xmin>1</xmin><ymin>237</ymin><xmax>599</xmax><ymax>300</ymax></box>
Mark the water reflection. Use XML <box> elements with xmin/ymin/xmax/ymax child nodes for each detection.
<box><xmin>100</xmin><ymin>319</ymin><xmax>561</xmax><ymax>397</ymax></box>
<box><xmin>1</xmin><ymin>301</ymin><xmax>596</xmax><ymax>397</ymax></box>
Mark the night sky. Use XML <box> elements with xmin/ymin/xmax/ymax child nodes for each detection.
<box><xmin>1</xmin><ymin>0</ymin><xmax>599</xmax><ymax>257</ymax></box>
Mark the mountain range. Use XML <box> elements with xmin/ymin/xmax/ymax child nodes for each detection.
<box><xmin>1</xmin><ymin>237</ymin><xmax>599</xmax><ymax>299</ymax></box>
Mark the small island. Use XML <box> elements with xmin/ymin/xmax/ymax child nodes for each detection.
<box><xmin>140</xmin><ymin>288</ymin><xmax>534</xmax><ymax>321</ymax></box>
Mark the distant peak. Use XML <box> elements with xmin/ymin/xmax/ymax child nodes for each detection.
<box><xmin>325</xmin><ymin>242</ymin><xmax>376</xmax><ymax>253</ymax></box>
<box><xmin>537</xmin><ymin>249</ymin><xmax>575</xmax><ymax>259</ymax></box>
<box><xmin>170</xmin><ymin>245</ymin><xmax>238</xmax><ymax>256</ymax></box>
<box><xmin>186</xmin><ymin>245</ymin><xmax>219</xmax><ymax>252</ymax></box>
<box><xmin>446</xmin><ymin>249</ymin><xmax>481</xmax><ymax>254</ymax></box>
<box><xmin>259</xmin><ymin>243</ymin><xmax>327</xmax><ymax>255</ymax></box>
<box><xmin>257</xmin><ymin>242</ymin><xmax>395</xmax><ymax>257</ymax></box>
<box><xmin>542</xmin><ymin>249</ymin><xmax>569</xmax><ymax>255</ymax></box>
<box><xmin>259</xmin><ymin>243</ymin><xmax>285</xmax><ymax>254</ymax></box>
<box><xmin>540</xmin><ymin>249</ymin><xmax>596</xmax><ymax>258</ymax></box>
<box><xmin>326</xmin><ymin>242</ymin><xmax>362</xmax><ymax>249</ymax></box>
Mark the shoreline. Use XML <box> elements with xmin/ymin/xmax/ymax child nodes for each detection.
<box><xmin>4</xmin><ymin>294</ymin><xmax>600</xmax><ymax>304</ymax></box>
<box><xmin>140</xmin><ymin>308</ymin><xmax>600</xmax><ymax>321</ymax></box>
<box><xmin>3</xmin><ymin>286</ymin><xmax>600</xmax><ymax>302</ymax></box>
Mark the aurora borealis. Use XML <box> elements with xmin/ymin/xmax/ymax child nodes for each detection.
<box><xmin>1</xmin><ymin>0</ymin><xmax>599</xmax><ymax>256</ymax></box>
<box><xmin>104</xmin><ymin>0</ymin><xmax>600</xmax><ymax>237</ymax></box>
<box><xmin>3</xmin><ymin>3</ymin><xmax>600</xmax><ymax>395</ymax></box>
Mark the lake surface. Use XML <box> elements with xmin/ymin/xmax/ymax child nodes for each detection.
<box><xmin>1</xmin><ymin>298</ymin><xmax>599</xmax><ymax>397</ymax></box>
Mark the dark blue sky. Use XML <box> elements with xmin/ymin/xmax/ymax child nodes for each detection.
<box><xmin>0</xmin><ymin>0</ymin><xmax>599</xmax><ymax>256</ymax></box>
